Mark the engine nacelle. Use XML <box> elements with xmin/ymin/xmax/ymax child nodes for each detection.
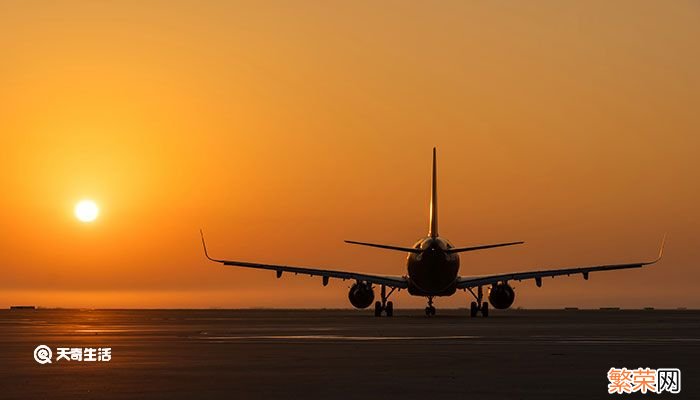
<box><xmin>488</xmin><ymin>283</ymin><xmax>515</xmax><ymax>309</ymax></box>
<box><xmin>348</xmin><ymin>282</ymin><xmax>375</xmax><ymax>309</ymax></box>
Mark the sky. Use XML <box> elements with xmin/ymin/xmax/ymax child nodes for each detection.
<box><xmin>1</xmin><ymin>0</ymin><xmax>698</xmax><ymax>308</ymax></box>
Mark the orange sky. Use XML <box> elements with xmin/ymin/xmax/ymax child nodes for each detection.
<box><xmin>1</xmin><ymin>1</ymin><xmax>698</xmax><ymax>308</ymax></box>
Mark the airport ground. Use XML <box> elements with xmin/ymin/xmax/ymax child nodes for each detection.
<box><xmin>0</xmin><ymin>309</ymin><xmax>696</xmax><ymax>399</ymax></box>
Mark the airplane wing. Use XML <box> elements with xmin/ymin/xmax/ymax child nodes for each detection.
<box><xmin>456</xmin><ymin>237</ymin><xmax>665</xmax><ymax>289</ymax></box>
<box><xmin>200</xmin><ymin>230</ymin><xmax>408</xmax><ymax>288</ymax></box>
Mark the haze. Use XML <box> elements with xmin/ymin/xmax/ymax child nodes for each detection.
<box><xmin>1</xmin><ymin>0</ymin><xmax>698</xmax><ymax>308</ymax></box>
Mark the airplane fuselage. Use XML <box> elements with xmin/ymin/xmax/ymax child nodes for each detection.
<box><xmin>406</xmin><ymin>236</ymin><xmax>459</xmax><ymax>296</ymax></box>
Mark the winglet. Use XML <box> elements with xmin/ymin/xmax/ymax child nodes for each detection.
<box><xmin>199</xmin><ymin>229</ymin><xmax>216</xmax><ymax>262</ymax></box>
<box><xmin>654</xmin><ymin>234</ymin><xmax>666</xmax><ymax>263</ymax></box>
<box><xmin>645</xmin><ymin>234</ymin><xmax>666</xmax><ymax>265</ymax></box>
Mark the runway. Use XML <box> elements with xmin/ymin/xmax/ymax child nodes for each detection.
<box><xmin>0</xmin><ymin>309</ymin><xmax>696</xmax><ymax>399</ymax></box>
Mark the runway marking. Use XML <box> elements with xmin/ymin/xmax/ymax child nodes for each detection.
<box><xmin>556</xmin><ymin>338</ymin><xmax>700</xmax><ymax>344</ymax></box>
<box><xmin>198</xmin><ymin>335</ymin><xmax>482</xmax><ymax>341</ymax></box>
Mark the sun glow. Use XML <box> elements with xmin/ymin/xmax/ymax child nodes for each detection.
<box><xmin>74</xmin><ymin>200</ymin><xmax>99</xmax><ymax>222</ymax></box>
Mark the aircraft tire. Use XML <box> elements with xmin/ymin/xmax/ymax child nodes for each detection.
<box><xmin>470</xmin><ymin>301</ymin><xmax>479</xmax><ymax>317</ymax></box>
<box><xmin>374</xmin><ymin>301</ymin><xmax>383</xmax><ymax>317</ymax></box>
<box><xmin>385</xmin><ymin>301</ymin><xmax>393</xmax><ymax>317</ymax></box>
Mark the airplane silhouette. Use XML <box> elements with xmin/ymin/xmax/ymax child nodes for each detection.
<box><xmin>201</xmin><ymin>148</ymin><xmax>664</xmax><ymax>317</ymax></box>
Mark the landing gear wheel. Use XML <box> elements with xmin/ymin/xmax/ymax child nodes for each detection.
<box><xmin>385</xmin><ymin>301</ymin><xmax>393</xmax><ymax>317</ymax></box>
<box><xmin>481</xmin><ymin>302</ymin><xmax>489</xmax><ymax>318</ymax></box>
<box><xmin>470</xmin><ymin>301</ymin><xmax>479</xmax><ymax>318</ymax></box>
<box><xmin>374</xmin><ymin>301</ymin><xmax>383</xmax><ymax>317</ymax></box>
<box><xmin>425</xmin><ymin>297</ymin><xmax>436</xmax><ymax>316</ymax></box>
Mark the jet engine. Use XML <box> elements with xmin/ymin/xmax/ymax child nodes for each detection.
<box><xmin>488</xmin><ymin>283</ymin><xmax>515</xmax><ymax>309</ymax></box>
<box><xmin>348</xmin><ymin>282</ymin><xmax>375</xmax><ymax>309</ymax></box>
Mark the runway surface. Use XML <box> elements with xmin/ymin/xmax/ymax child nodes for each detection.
<box><xmin>0</xmin><ymin>309</ymin><xmax>696</xmax><ymax>399</ymax></box>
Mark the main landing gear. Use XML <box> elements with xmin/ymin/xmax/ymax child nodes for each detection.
<box><xmin>467</xmin><ymin>286</ymin><xmax>489</xmax><ymax>318</ymax></box>
<box><xmin>424</xmin><ymin>296</ymin><xmax>436</xmax><ymax>316</ymax></box>
<box><xmin>374</xmin><ymin>285</ymin><xmax>395</xmax><ymax>317</ymax></box>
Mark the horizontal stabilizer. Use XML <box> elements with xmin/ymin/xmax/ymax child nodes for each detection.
<box><xmin>447</xmin><ymin>241</ymin><xmax>524</xmax><ymax>254</ymax></box>
<box><xmin>344</xmin><ymin>240</ymin><xmax>421</xmax><ymax>253</ymax></box>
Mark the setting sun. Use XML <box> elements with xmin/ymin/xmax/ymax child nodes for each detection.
<box><xmin>74</xmin><ymin>200</ymin><xmax>99</xmax><ymax>222</ymax></box>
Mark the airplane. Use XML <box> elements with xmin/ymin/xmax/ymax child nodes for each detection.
<box><xmin>200</xmin><ymin>148</ymin><xmax>664</xmax><ymax>317</ymax></box>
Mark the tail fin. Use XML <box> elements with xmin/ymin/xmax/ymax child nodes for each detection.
<box><xmin>429</xmin><ymin>147</ymin><xmax>438</xmax><ymax>238</ymax></box>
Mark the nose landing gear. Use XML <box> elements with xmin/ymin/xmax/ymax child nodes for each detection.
<box><xmin>374</xmin><ymin>285</ymin><xmax>395</xmax><ymax>317</ymax></box>
<box><xmin>424</xmin><ymin>296</ymin><xmax>436</xmax><ymax>316</ymax></box>
<box><xmin>467</xmin><ymin>286</ymin><xmax>489</xmax><ymax>318</ymax></box>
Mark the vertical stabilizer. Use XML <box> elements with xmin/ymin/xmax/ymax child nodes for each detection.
<box><xmin>429</xmin><ymin>147</ymin><xmax>438</xmax><ymax>238</ymax></box>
